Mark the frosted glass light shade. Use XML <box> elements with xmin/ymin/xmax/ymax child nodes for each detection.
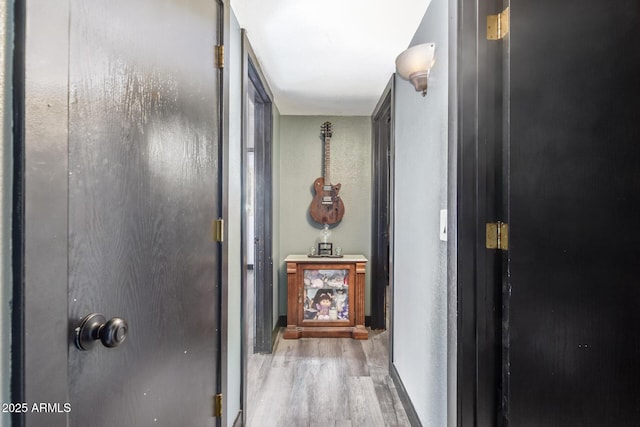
<box><xmin>395</xmin><ymin>42</ymin><xmax>436</xmax><ymax>95</ymax></box>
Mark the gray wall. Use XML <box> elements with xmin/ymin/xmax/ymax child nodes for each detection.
<box><xmin>1</xmin><ymin>2</ymin><xmax>12</xmax><ymax>426</ymax></box>
<box><xmin>278</xmin><ymin>116</ymin><xmax>371</xmax><ymax>315</ymax></box>
<box><xmin>392</xmin><ymin>0</ymin><xmax>449</xmax><ymax>424</ymax></box>
<box><xmin>225</xmin><ymin>8</ymin><xmax>242</xmax><ymax>426</ymax></box>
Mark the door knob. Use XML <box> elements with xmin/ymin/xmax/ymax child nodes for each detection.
<box><xmin>75</xmin><ymin>313</ymin><xmax>128</xmax><ymax>351</ymax></box>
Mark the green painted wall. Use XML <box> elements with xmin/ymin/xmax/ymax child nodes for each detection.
<box><xmin>278</xmin><ymin>115</ymin><xmax>372</xmax><ymax>315</ymax></box>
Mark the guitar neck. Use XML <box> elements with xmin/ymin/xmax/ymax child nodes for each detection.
<box><xmin>323</xmin><ymin>136</ymin><xmax>331</xmax><ymax>185</ymax></box>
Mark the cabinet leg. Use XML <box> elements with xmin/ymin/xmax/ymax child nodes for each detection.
<box><xmin>283</xmin><ymin>326</ymin><xmax>302</xmax><ymax>339</ymax></box>
<box><xmin>352</xmin><ymin>325</ymin><xmax>368</xmax><ymax>340</ymax></box>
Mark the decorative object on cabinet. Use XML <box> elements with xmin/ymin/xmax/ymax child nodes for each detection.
<box><xmin>309</xmin><ymin>122</ymin><xmax>345</xmax><ymax>225</ymax></box>
<box><xmin>307</xmin><ymin>224</ymin><xmax>343</xmax><ymax>258</ymax></box>
<box><xmin>317</xmin><ymin>242</ymin><xmax>333</xmax><ymax>256</ymax></box>
<box><xmin>284</xmin><ymin>254</ymin><xmax>368</xmax><ymax>340</ymax></box>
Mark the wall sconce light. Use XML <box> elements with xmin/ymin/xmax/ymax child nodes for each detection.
<box><xmin>395</xmin><ymin>42</ymin><xmax>436</xmax><ymax>96</ymax></box>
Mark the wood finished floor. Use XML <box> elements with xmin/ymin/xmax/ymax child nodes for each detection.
<box><xmin>246</xmin><ymin>328</ymin><xmax>410</xmax><ymax>427</ymax></box>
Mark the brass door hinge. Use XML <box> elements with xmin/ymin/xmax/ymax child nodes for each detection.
<box><xmin>215</xmin><ymin>45</ymin><xmax>224</xmax><ymax>69</ymax></box>
<box><xmin>214</xmin><ymin>393</ymin><xmax>223</xmax><ymax>417</ymax></box>
<box><xmin>487</xmin><ymin>6</ymin><xmax>510</xmax><ymax>40</ymax></box>
<box><xmin>213</xmin><ymin>218</ymin><xmax>224</xmax><ymax>242</ymax></box>
<box><xmin>486</xmin><ymin>221</ymin><xmax>509</xmax><ymax>250</ymax></box>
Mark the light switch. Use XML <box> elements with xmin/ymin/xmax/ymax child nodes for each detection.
<box><xmin>440</xmin><ymin>209</ymin><xmax>447</xmax><ymax>241</ymax></box>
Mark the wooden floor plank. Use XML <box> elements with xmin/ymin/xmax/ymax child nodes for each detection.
<box><xmin>246</xmin><ymin>328</ymin><xmax>409</xmax><ymax>426</ymax></box>
<box><xmin>283</xmin><ymin>338</ymin><xmax>352</xmax><ymax>425</ymax></box>
<box><xmin>340</xmin><ymin>338</ymin><xmax>370</xmax><ymax>377</ymax></box>
<box><xmin>372</xmin><ymin>374</ymin><xmax>412</xmax><ymax>427</ymax></box>
<box><xmin>247</xmin><ymin>366</ymin><xmax>294</xmax><ymax>427</ymax></box>
<box><xmin>347</xmin><ymin>376</ymin><xmax>387</xmax><ymax>426</ymax></box>
<box><xmin>361</xmin><ymin>329</ymin><xmax>390</xmax><ymax>376</ymax></box>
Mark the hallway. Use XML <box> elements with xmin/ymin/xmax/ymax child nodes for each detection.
<box><xmin>246</xmin><ymin>330</ymin><xmax>409</xmax><ymax>426</ymax></box>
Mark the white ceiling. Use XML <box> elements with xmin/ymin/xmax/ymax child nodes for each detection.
<box><xmin>230</xmin><ymin>0</ymin><xmax>431</xmax><ymax>116</ymax></box>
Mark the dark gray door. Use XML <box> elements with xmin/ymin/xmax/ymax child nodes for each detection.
<box><xmin>371</xmin><ymin>79</ymin><xmax>393</xmax><ymax>330</ymax></box>
<box><xmin>506</xmin><ymin>1</ymin><xmax>640</xmax><ymax>425</ymax></box>
<box><xmin>22</xmin><ymin>0</ymin><xmax>221</xmax><ymax>425</ymax></box>
<box><xmin>247</xmin><ymin>57</ymin><xmax>274</xmax><ymax>354</ymax></box>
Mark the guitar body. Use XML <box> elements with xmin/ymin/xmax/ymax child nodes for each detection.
<box><xmin>309</xmin><ymin>176</ymin><xmax>345</xmax><ymax>225</ymax></box>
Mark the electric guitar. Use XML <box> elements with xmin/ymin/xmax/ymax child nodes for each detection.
<box><xmin>309</xmin><ymin>122</ymin><xmax>345</xmax><ymax>225</ymax></box>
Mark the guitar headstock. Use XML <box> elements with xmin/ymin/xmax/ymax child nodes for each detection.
<box><xmin>320</xmin><ymin>121</ymin><xmax>332</xmax><ymax>138</ymax></box>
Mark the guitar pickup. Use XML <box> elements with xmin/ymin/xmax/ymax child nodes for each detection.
<box><xmin>322</xmin><ymin>196</ymin><xmax>333</xmax><ymax>204</ymax></box>
<box><xmin>322</xmin><ymin>186</ymin><xmax>333</xmax><ymax>191</ymax></box>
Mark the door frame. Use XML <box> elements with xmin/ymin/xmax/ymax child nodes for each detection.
<box><xmin>10</xmin><ymin>0</ymin><xmax>24</xmax><ymax>425</ymax></box>
<box><xmin>239</xmin><ymin>29</ymin><xmax>275</xmax><ymax>427</ymax></box>
<box><xmin>240</xmin><ymin>31</ymin><xmax>274</xmax><ymax>357</ymax></box>
<box><xmin>370</xmin><ymin>77</ymin><xmax>394</xmax><ymax>331</ymax></box>
<box><xmin>18</xmin><ymin>1</ymin><xmax>70</xmax><ymax>425</ymax></box>
<box><xmin>456</xmin><ymin>0</ymin><xmax>506</xmax><ymax>424</ymax></box>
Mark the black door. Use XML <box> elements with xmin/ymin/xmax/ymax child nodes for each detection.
<box><xmin>458</xmin><ymin>0</ymin><xmax>640</xmax><ymax>425</ymax></box>
<box><xmin>506</xmin><ymin>1</ymin><xmax>640</xmax><ymax>425</ymax></box>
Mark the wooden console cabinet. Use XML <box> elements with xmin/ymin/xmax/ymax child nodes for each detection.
<box><xmin>283</xmin><ymin>254</ymin><xmax>368</xmax><ymax>340</ymax></box>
